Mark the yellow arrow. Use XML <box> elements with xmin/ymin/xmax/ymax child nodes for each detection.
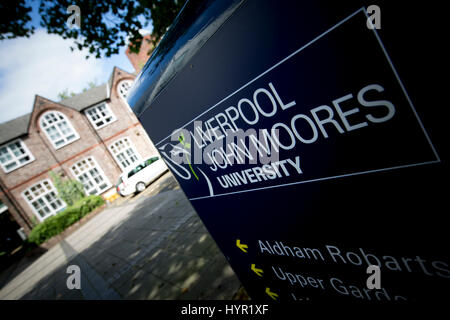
<box><xmin>236</xmin><ymin>239</ymin><xmax>248</xmax><ymax>253</ymax></box>
<box><xmin>266</xmin><ymin>287</ymin><xmax>278</xmax><ymax>300</ymax></box>
<box><xmin>251</xmin><ymin>264</ymin><xmax>264</xmax><ymax>277</ymax></box>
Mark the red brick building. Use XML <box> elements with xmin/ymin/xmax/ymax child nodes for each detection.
<box><xmin>0</xmin><ymin>67</ymin><xmax>158</xmax><ymax>234</ymax></box>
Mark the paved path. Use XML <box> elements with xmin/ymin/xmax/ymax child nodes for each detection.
<box><xmin>0</xmin><ymin>173</ymin><xmax>242</xmax><ymax>299</ymax></box>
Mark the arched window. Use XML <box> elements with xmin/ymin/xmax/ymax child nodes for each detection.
<box><xmin>117</xmin><ymin>79</ymin><xmax>134</xmax><ymax>100</ymax></box>
<box><xmin>40</xmin><ymin>111</ymin><xmax>79</xmax><ymax>149</ymax></box>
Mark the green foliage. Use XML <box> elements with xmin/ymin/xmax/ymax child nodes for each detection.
<box><xmin>0</xmin><ymin>0</ymin><xmax>187</xmax><ymax>59</ymax></box>
<box><xmin>82</xmin><ymin>81</ymin><xmax>98</xmax><ymax>92</ymax></box>
<box><xmin>27</xmin><ymin>195</ymin><xmax>105</xmax><ymax>245</ymax></box>
<box><xmin>49</xmin><ymin>171</ymin><xmax>86</xmax><ymax>206</ymax></box>
<box><xmin>57</xmin><ymin>88</ymin><xmax>77</xmax><ymax>101</ymax></box>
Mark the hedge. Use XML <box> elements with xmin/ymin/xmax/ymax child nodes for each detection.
<box><xmin>27</xmin><ymin>195</ymin><xmax>105</xmax><ymax>245</ymax></box>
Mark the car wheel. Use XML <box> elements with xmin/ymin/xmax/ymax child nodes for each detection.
<box><xmin>136</xmin><ymin>182</ymin><xmax>146</xmax><ymax>193</ymax></box>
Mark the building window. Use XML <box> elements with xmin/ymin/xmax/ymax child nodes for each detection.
<box><xmin>71</xmin><ymin>156</ymin><xmax>111</xmax><ymax>195</ymax></box>
<box><xmin>117</xmin><ymin>80</ymin><xmax>134</xmax><ymax>100</ymax></box>
<box><xmin>84</xmin><ymin>103</ymin><xmax>116</xmax><ymax>129</ymax></box>
<box><xmin>23</xmin><ymin>179</ymin><xmax>65</xmax><ymax>222</ymax></box>
<box><xmin>0</xmin><ymin>139</ymin><xmax>35</xmax><ymax>173</ymax></box>
<box><xmin>109</xmin><ymin>137</ymin><xmax>141</xmax><ymax>171</ymax></box>
<box><xmin>40</xmin><ymin>111</ymin><xmax>79</xmax><ymax>149</ymax></box>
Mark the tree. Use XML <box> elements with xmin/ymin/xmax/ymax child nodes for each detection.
<box><xmin>0</xmin><ymin>0</ymin><xmax>35</xmax><ymax>40</ymax></box>
<box><xmin>49</xmin><ymin>171</ymin><xmax>86</xmax><ymax>206</ymax></box>
<box><xmin>0</xmin><ymin>0</ymin><xmax>187</xmax><ymax>59</ymax></box>
<box><xmin>57</xmin><ymin>89</ymin><xmax>76</xmax><ymax>101</ymax></box>
<box><xmin>57</xmin><ymin>80</ymin><xmax>98</xmax><ymax>101</ymax></box>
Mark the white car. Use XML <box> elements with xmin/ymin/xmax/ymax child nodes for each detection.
<box><xmin>116</xmin><ymin>156</ymin><xmax>168</xmax><ymax>196</ymax></box>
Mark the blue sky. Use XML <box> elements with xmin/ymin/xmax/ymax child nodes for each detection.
<box><xmin>0</xmin><ymin>1</ymin><xmax>151</xmax><ymax>124</ymax></box>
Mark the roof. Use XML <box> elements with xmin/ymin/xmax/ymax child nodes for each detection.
<box><xmin>0</xmin><ymin>66</ymin><xmax>134</xmax><ymax>145</ymax></box>
<box><xmin>59</xmin><ymin>66</ymin><xmax>135</xmax><ymax>110</ymax></box>
<box><xmin>0</xmin><ymin>113</ymin><xmax>32</xmax><ymax>145</ymax></box>
<box><xmin>59</xmin><ymin>83</ymin><xmax>109</xmax><ymax>111</ymax></box>
<box><xmin>0</xmin><ymin>84</ymin><xmax>108</xmax><ymax>145</ymax></box>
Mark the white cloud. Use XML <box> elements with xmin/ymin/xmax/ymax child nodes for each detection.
<box><xmin>0</xmin><ymin>29</ymin><xmax>108</xmax><ymax>123</ymax></box>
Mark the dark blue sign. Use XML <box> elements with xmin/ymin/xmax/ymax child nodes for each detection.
<box><xmin>130</xmin><ymin>0</ymin><xmax>448</xmax><ymax>302</ymax></box>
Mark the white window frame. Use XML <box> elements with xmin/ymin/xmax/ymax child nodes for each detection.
<box><xmin>84</xmin><ymin>102</ymin><xmax>117</xmax><ymax>130</ymax></box>
<box><xmin>70</xmin><ymin>156</ymin><xmax>111</xmax><ymax>195</ymax></box>
<box><xmin>40</xmin><ymin>111</ymin><xmax>80</xmax><ymax>149</ymax></box>
<box><xmin>109</xmin><ymin>137</ymin><xmax>142</xmax><ymax>171</ymax></box>
<box><xmin>0</xmin><ymin>138</ymin><xmax>35</xmax><ymax>173</ymax></box>
<box><xmin>117</xmin><ymin>79</ymin><xmax>134</xmax><ymax>100</ymax></box>
<box><xmin>22</xmin><ymin>179</ymin><xmax>66</xmax><ymax>222</ymax></box>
